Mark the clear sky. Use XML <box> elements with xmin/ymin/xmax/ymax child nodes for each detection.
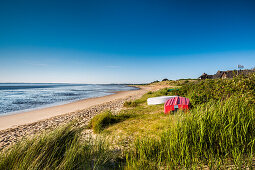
<box><xmin>0</xmin><ymin>0</ymin><xmax>255</xmax><ymax>84</ymax></box>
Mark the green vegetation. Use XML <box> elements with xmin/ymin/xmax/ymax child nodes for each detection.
<box><xmin>101</xmin><ymin>105</ymin><xmax>176</xmax><ymax>146</ymax></box>
<box><xmin>127</xmin><ymin>96</ymin><xmax>255</xmax><ymax>169</ymax></box>
<box><xmin>0</xmin><ymin>124</ymin><xmax>120</xmax><ymax>169</ymax></box>
<box><xmin>123</xmin><ymin>100</ymin><xmax>140</xmax><ymax>107</ymax></box>
<box><xmin>88</xmin><ymin>110</ymin><xmax>136</xmax><ymax>133</ymax></box>
<box><xmin>1</xmin><ymin>73</ymin><xmax>254</xmax><ymax>169</ymax></box>
<box><xmin>126</xmin><ymin>73</ymin><xmax>255</xmax><ymax>169</ymax></box>
<box><xmin>172</xmin><ymin>74</ymin><xmax>255</xmax><ymax>105</ymax></box>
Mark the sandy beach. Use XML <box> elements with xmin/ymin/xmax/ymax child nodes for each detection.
<box><xmin>0</xmin><ymin>85</ymin><xmax>158</xmax><ymax>149</ymax></box>
<box><xmin>0</xmin><ymin>87</ymin><xmax>143</xmax><ymax>131</ymax></box>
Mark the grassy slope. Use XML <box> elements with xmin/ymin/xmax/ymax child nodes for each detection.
<box><xmin>102</xmin><ymin>105</ymin><xmax>176</xmax><ymax>147</ymax></box>
<box><xmin>97</xmin><ymin>87</ymin><xmax>180</xmax><ymax>145</ymax></box>
<box><xmin>0</xmin><ymin>124</ymin><xmax>122</xmax><ymax>169</ymax></box>
<box><xmin>0</xmin><ymin>74</ymin><xmax>254</xmax><ymax>169</ymax></box>
<box><xmin>125</xmin><ymin>74</ymin><xmax>255</xmax><ymax>169</ymax></box>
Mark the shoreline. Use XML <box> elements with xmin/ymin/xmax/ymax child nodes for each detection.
<box><xmin>0</xmin><ymin>86</ymin><xmax>140</xmax><ymax>117</ymax></box>
<box><xmin>0</xmin><ymin>85</ymin><xmax>152</xmax><ymax>150</ymax></box>
<box><xmin>0</xmin><ymin>87</ymin><xmax>142</xmax><ymax>131</ymax></box>
<box><xmin>0</xmin><ymin>84</ymin><xmax>168</xmax><ymax>150</ymax></box>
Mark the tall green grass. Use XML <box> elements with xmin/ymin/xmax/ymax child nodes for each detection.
<box><xmin>0</xmin><ymin>124</ymin><xmax>122</xmax><ymax>169</ymax></box>
<box><xmin>126</xmin><ymin>95</ymin><xmax>255</xmax><ymax>169</ymax></box>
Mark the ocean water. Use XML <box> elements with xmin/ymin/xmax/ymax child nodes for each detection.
<box><xmin>0</xmin><ymin>83</ymin><xmax>137</xmax><ymax>116</ymax></box>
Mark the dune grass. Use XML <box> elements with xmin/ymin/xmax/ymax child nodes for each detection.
<box><xmin>99</xmin><ymin>104</ymin><xmax>177</xmax><ymax>149</ymax></box>
<box><xmin>0</xmin><ymin>124</ymin><xmax>122</xmax><ymax>170</ymax></box>
<box><xmin>124</xmin><ymin>73</ymin><xmax>255</xmax><ymax>169</ymax></box>
<box><xmin>88</xmin><ymin>110</ymin><xmax>137</xmax><ymax>133</ymax></box>
<box><xmin>126</xmin><ymin>96</ymin><xmax>255</xmax><ymax>169</ymax></box>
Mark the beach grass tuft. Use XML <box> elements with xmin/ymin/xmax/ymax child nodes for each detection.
<box><xmin>123</xmin><ymin>100</ymin><xmax>140</xmax><ymax>107</ymax></box>
<box><xmin>88</xmin><ymin>110</ymin><xmax>137</xmax><ymax>133</ymax></box>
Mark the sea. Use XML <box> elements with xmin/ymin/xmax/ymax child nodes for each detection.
<box><xmin>0</xmin><ymin>83</ymin><xmax>137</xmax><ymax>116</ymax></box>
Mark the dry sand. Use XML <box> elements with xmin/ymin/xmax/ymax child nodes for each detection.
<box><xmin>0</xmin><ymin>85</ymin><xmax>162</xmax><ymax>149</ymax></box>
<box><xmin>0</xmin><ymin>84</ymin><xmax>169</xmax><ymax>150</ymax></box>
<box><xmin>0</xmin><ymin>87</ymin><xmax>145</xmax><ymax>131</ymax></box>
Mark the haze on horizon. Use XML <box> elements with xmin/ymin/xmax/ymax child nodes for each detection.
<box><xmin>0</xmin><ymin>0</ymin><xmax>255</xmax><ymax>84</ymax></box>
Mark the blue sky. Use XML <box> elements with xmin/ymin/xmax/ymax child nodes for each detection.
<box><xmin>0</xmin><ymin>0</ymin><xmax>255</xmax><ymax>83</ymax></box>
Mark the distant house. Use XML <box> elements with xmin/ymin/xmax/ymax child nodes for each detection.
<box><xmin>199</xmin><ymin>69</ymin><xmax>255</xmax><ymax>80</ymax></box>
<box><xmin>199</xmin><ymin>73</ymin><xmax>213</xmax><ymax>79</ymax></box>
<box><xmin>213</xmin><ymin>70</ymin><xmax>236</xmax><ymax>79</ymax></box>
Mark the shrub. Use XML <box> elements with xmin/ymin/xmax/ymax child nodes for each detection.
<box><xmin>147</xmin><ymin>91</ymin><xmax>153</xmax><ymax>94</ymax></box>
<box><xmin>170</xmin><ymin>73</ymin><xmax>255</xmax><ymax>105</ymax></box>
<box><xmin>124</xmin><ymin>101</ymin><xmax>139</xmax><ymax>107</ymax></box>
<box><xmin>150</xmin><ymin>80</ymin><xmax>159</xmax><ymax>84</ymax></box>
<box><xmin>88</xmin><ymin>111</ymin><xmax>136</xmax><ymax>133</ymax></box>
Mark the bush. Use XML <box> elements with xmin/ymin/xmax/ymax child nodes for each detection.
<box><xmin>88</xmin><ymin>111</ymin><xmax>135</xmax><ymax>133</ymax></box>
<box><xmin>170</xmin><ymin>73</ymin><xmax>255</xmax><ymax>105</ymax></box>
<box><xmin>151</xmin><ymin>80</ymin><xmax>159</xmax><ymax>84</ymax></box>
<box><xmin>124</xmin><ymin>101</ymin><xmax>139</xmax><ymax>107</ymax></box>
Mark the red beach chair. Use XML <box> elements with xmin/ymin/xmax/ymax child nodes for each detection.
<box><xmin>164</xmin><ymin>96</ymin><xmax>190</xmax><ymax>114</ymax></box>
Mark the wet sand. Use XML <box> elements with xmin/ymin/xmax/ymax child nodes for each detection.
<box><xmin>0</xmin><ymin>86</ymin><xmax>154</xmax><ymax>149</ymax></box>
<box><xmin>0</xmin><ymin>86</ymin><xmax>148</xmax><ymax>131</ymax></box>
<box><xmin>0</xmin><ymin>84</ymin><xmax>169</xmax><ymax>150</ymax></box>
